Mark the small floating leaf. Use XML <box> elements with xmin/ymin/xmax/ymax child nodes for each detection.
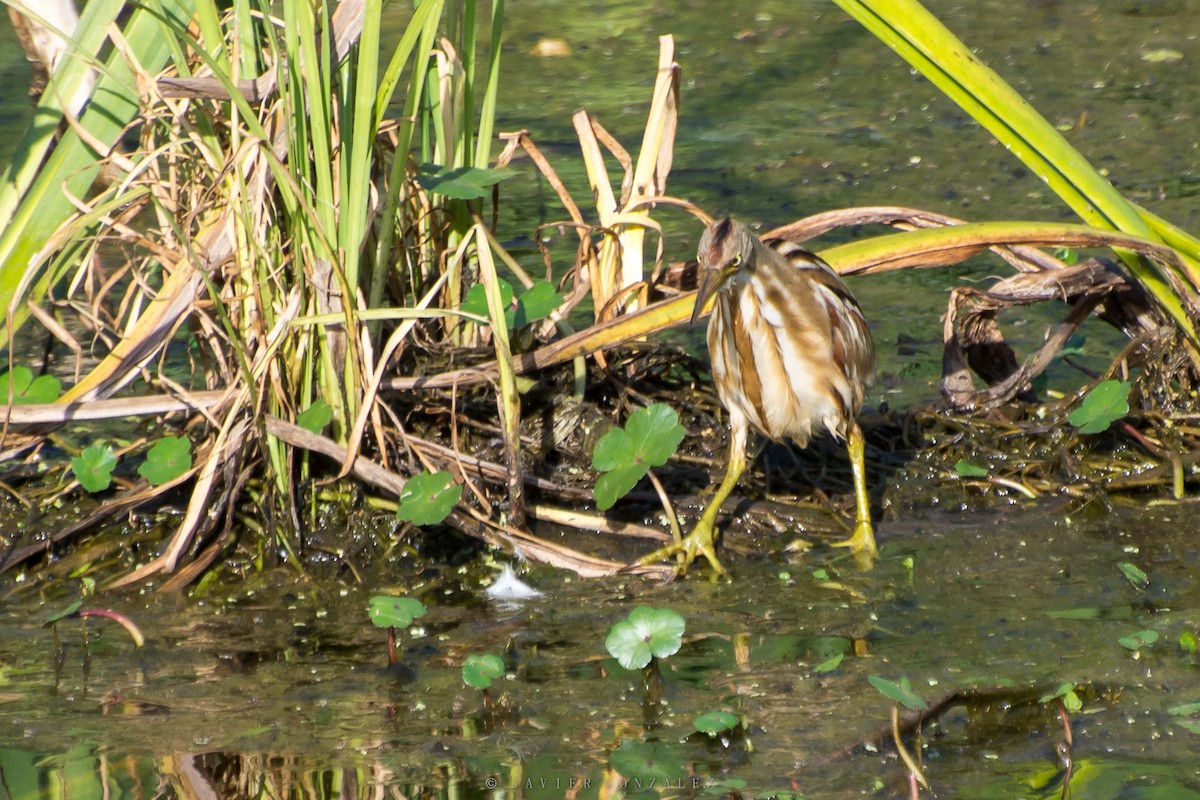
<box><xmin>72</xmin><ymin>444</ymin><xmax>118</xmax><ymax>492</ymax></box>
<box><xmin>605</xmin><ymin>606</ymin><xmax>686</xmax><ymax>670</ymax></box>
<box><xmin>462</xmin><ymin>653</ymin><xmax>506</xmax><ymax>690</ymax></box>
<box><xmin>608</xmin><ymin>740</ymin><xmax>685</xmax><ymax>783</ymax></box>
<box><xmin>0</xmin><ymin>366</ymin><xmax>61</xmax><ymax>405</ymax></box>
<box><xmin>1118</xmin><ymin>629</ymin><xmax>1159</xmax><ymax>651</ymax></box>
<box><xmin>693</xmin><ymin>710</ymin><xmax>739</xmax><ymax>735</ymax></box>
<box><xmin>1040</xmin><ymin>682</ymin><xmax>1083</xmax><ymax>713</ymax></box>
<box><xmin>1168</xmin><ymin>702</ymin><xmax>1200</xmax><ymax>717</ymax></box>
<box><xmin>812</xmin><ymin>653</ymin><xmax>845</xmax><ymax>673</ymax></box>
<box><xmin>954</xmin><ymin>459</ymin><xmax>988</xmax><ymax>478</ymax></box>
<box><xmin>868</xmin><ymin>675</ymin><xmax>928</xmax><ymax>711</ymax></box>
<box><xmin>396</xmin><ymin>471</ymin><xmax>462</xmax><ymax>526</ymax></box>
<box><xmin>1181</xmin><ymin>631</ymin><xmax>1199</xmax><ymax>654</ymax></box>
<box><xmin>1040</xmin><ymin>681</ymin><xmax>1075</xmax><ymax>703</ymax></box>
<box><xmin>1117</xmin><ymin>561</ymin><xmax>1149</xmax><ymax>590</ymax></box>
<box><xmin>592</xmin><ymin>404</ymin><xmax>685</xmax><ymax>510</ymax></box>
<box><xmin>137</xmin><ymin>436</ymin><xmax>193</xmax><ymax>485</ymax></box>
<box><xmin>367</xmin><ymin>595</ymin><xmax>426</xmax><ymax>629</ymax></box>
<box><xmin>1068</xmin><ymin>380</ymin><xmax>1130</xmax><ymax>434</ymax></box>
<box><xmin>44</xmin><ymin>598</ymin><xmax>83</xmax><ymax>625</ymax></box>
<box><xmin>296</xmin><ymin>399</ymin><xmax>333</xmax><ymax>434</ymax></box>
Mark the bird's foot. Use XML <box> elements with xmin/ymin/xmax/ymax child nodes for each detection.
<box><xmin>631</xmin><ymin>521</ymin><xmax>728</xmax><ymax>579</ymax></box>
<box><xmin>830</xmin><ymin>520</ymin><xmax>878</xmax><ymax>567</ymax></box>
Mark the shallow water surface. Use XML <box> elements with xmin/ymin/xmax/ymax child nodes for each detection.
<box><xmin>3</xmin><ymin>503</ymin><xmax>1200</xmax><ymax>798</ymax></box>
<box><xmin>2</xmin><ymin>0</ymin><xmax>1200</xmax><ymax>797</ymax></box>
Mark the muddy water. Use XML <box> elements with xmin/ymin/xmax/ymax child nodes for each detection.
<box><xmin>3</xmin><ymin>0</ymin><xmax>1200</xmax><ymax>797</ymax></box>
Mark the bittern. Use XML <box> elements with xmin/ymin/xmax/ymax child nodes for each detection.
<box><xmin>639</xmin><ymin>218</ymin><xmax>877</xmax><ymax>576</ymax></box>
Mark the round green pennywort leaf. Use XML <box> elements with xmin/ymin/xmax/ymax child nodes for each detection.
<box><xmin>605</xmin><ymin>606</ymin><xmax>686</xmax><ymax>670</ymax></box>
<box><xmin>1118</xmin><ymin>629</ymin><xmax>1159</xmax><ymax>651</ymax></box>
<box><xmin>592</xmin><ymin>427</ymin><xmax>633</xmax><ymax>473</ymax></box>
<box><xmin>397</xmin><ymin>471</ymin><xmax>462</xmax><ymax>526</ymax></box>
<box><xmin>693</xmin><ymin>710</ymin><xmax>739</xmax><ymax>735</ymax></box>
<box><xmin>624</xmin><ymin>404</ymin><xmax>685</xmax><ymax>468</ymax></box>
<box><xmin>296</xmin><ymin>399</ymin><xmax>334</xmax><ymax>434</ymax></box>
<box><xmin>462</xmin><ymin>653</ymin><xmax>506</xmax><ymax>689</ymax></box>
<box><xmin>461</xmin><ymin>279</ymin><xmax>515</xmax><ymax>327</ymax></box>
<box><xmin>368</xmin><ymin>595</ymin><xmax>427</xmax><ymax>629</ymax></box>
<box><xmin>72</xmin><ymin>444</ymin><xmax>118</xmax><ymax>492</ymax></box>
<box><xmin>1068</xmin><ymin>379</ymin><xmax>1130</xmax><ymax>434</ymax></box>
<box><xmin>591</xmin><ymin>404</ymin><xmax>684</xmax><ymax>509</ymax></box>
<box><xmin>594</xmin><ymin>462</ymin><xmax>647</xmax><ymax>511</ymax></box>
<box><xmin>608</xmin><ymin>740</ymin><xmax>685</xmax><ymax>783</ymax></box>
<box><xmin>0</xmin><ymin>366</ymin><xmax>61</xmax><ymax>404</ymax></box>
<box><xmin>513</xmin><ymin>280</ymin><xmax>564</xmax><ymax>327</ymax></box>
<box><xmin>137</xmin><ymin>435</ymin><xmax>193</xmax><ymax>485</ymax></box>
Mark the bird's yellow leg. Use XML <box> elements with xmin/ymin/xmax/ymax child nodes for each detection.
<box><xmin>633</xmin><ymin>441</ymin><xmax>747</xmax><ymax>577</ymax></box>
<box><xmin>830</xmin><ymin>421</ymin><xmax>877</xmax><ymax>560</ymax></box>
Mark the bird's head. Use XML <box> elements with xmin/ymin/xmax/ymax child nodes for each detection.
<box><xmin>692</xmin><ymin>218</ymin><xmax>755</xmax><ymax>325</ymax></box>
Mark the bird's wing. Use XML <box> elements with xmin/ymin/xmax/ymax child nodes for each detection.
<box><xmin>766</xmin><ymin>238</ymin><xmax>876</xmax><ymax>395</ymax></box>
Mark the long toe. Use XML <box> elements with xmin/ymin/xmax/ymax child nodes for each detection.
<box><xmin>630</xmin><ymin>523</ymin><xmax>727</xmax><ymax>578</ymax></box>
<box><xmin>830</xmin><ymin>521</ymin><xmax>878</xmax><ymax>563</ymax></box>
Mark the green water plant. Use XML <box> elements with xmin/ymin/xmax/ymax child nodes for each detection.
<box><xmin>953</xmin><ymin>460</ymin><xmax>988</xmax><ymax>479</ymax></box>
<box><xmin>462</xmin><ymin>652</ymin><xmax>506</xmax><ymax>710</ymax></box>
<box><xmin>592</xmin><ymin>404</ymin><xmax>685</xmax><ymax>511</ymax></box>
<box><xmin>693</xmin><ymin>711</ymin><xmax>739</xmax><ymax>736</ymax></box>
<box><xmin>605</xmin><ymin>606</ymin><xmax>686</xmax><ymax>671</ymax></box>
<box><xmin>45</xmin><ymin>592</ymin><xmax>145</xmax><ymax>690</ymax></box>
<box><xmin>396</xmin><ymin>471</ymin><xmax>462</xmax><ymax>526</ymax></box>
<box><xmin>460</xmin><ymin>278</ymin><xmax>564</xmax><ymax>331</ymax></box>
<box><xmin>0</xmin><ymin>367</ymin><xmax>60</xmax><ymax>404</ymax></box>
<box><xmin>1118</xmin><ymin>629</ymin><xmax>1158</xmax><ymax>654</ymax></box>
<box><xmin>1117</xmin><ymin>562</ymin><xmax>1149</xmax><ymax>590</ymax></box>
<box><xmin>71</xmin><ymin>445</ymin><xmax>118</xmax><ymax>493</ymax></box>
<box><xmin>1168</xmin><ymin>702</ymin><xmax>1200</xmax><ymax>735</ymax></box>
<box><xmin>869</xmin><ymin>675</ymin><xmax>930</xmax><ymax>792</ymax></box>
<box><xmin>368</xmin><ymin>595</ymin><xmax>427</xmax><ymax>666</ymax></box>
<box><xmin>1040</xmin><ymin>682</ymin><xmax>1083</xmax><ymax>714</ymax></box>
<box><xmin>295</xmin><ymin>400</ymin><xmax>334</xmax><ymax>435</ymax></box>
<box><xmin>136</xmin><ymin>436</ymin><xmax>193</xmax><ymax>486</ymax></box>
<box><xmin>45</xmin><ymin>600</ymin><xmax>145</xmax><ymax>649</ymax></box>
<box><xmin>69</xmin><ymin>436</ymin><xmax>197</xmax><ymax>494</ymax></box>
<box><xmin>812</xmin><ymin>653</ymin><xmax>844</xmax><ymax>674</ymax></box>
<box><xmin>1068</xmin><ymin>381</ymin><xmax>1131</xmax><ymax>435</ymax></box>
<box><xmin>607</xmin><ymin>740</ymin><xmax>686</xmax><ymax>786</ymax></box>
<box><xmin>462</xmin><ymin>653</ymin><xmax>505</xmax><ymax>691</ymax></box>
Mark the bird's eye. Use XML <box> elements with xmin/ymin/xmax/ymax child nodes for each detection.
<box><xmin>729</xmin><ymin>255</ymin><xmax>742</xmax><ymax>269</ymax></box>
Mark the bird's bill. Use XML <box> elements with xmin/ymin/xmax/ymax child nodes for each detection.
<box><xmin>691</xmin><ymin>263</ymin><xmax>724</xmax><ymax>323</ymax></box>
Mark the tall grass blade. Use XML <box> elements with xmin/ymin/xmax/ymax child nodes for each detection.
<box><xmin>0</xmin><ymin>0</ymin><xmax>194</xmax><ymax>349</ymax></box>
